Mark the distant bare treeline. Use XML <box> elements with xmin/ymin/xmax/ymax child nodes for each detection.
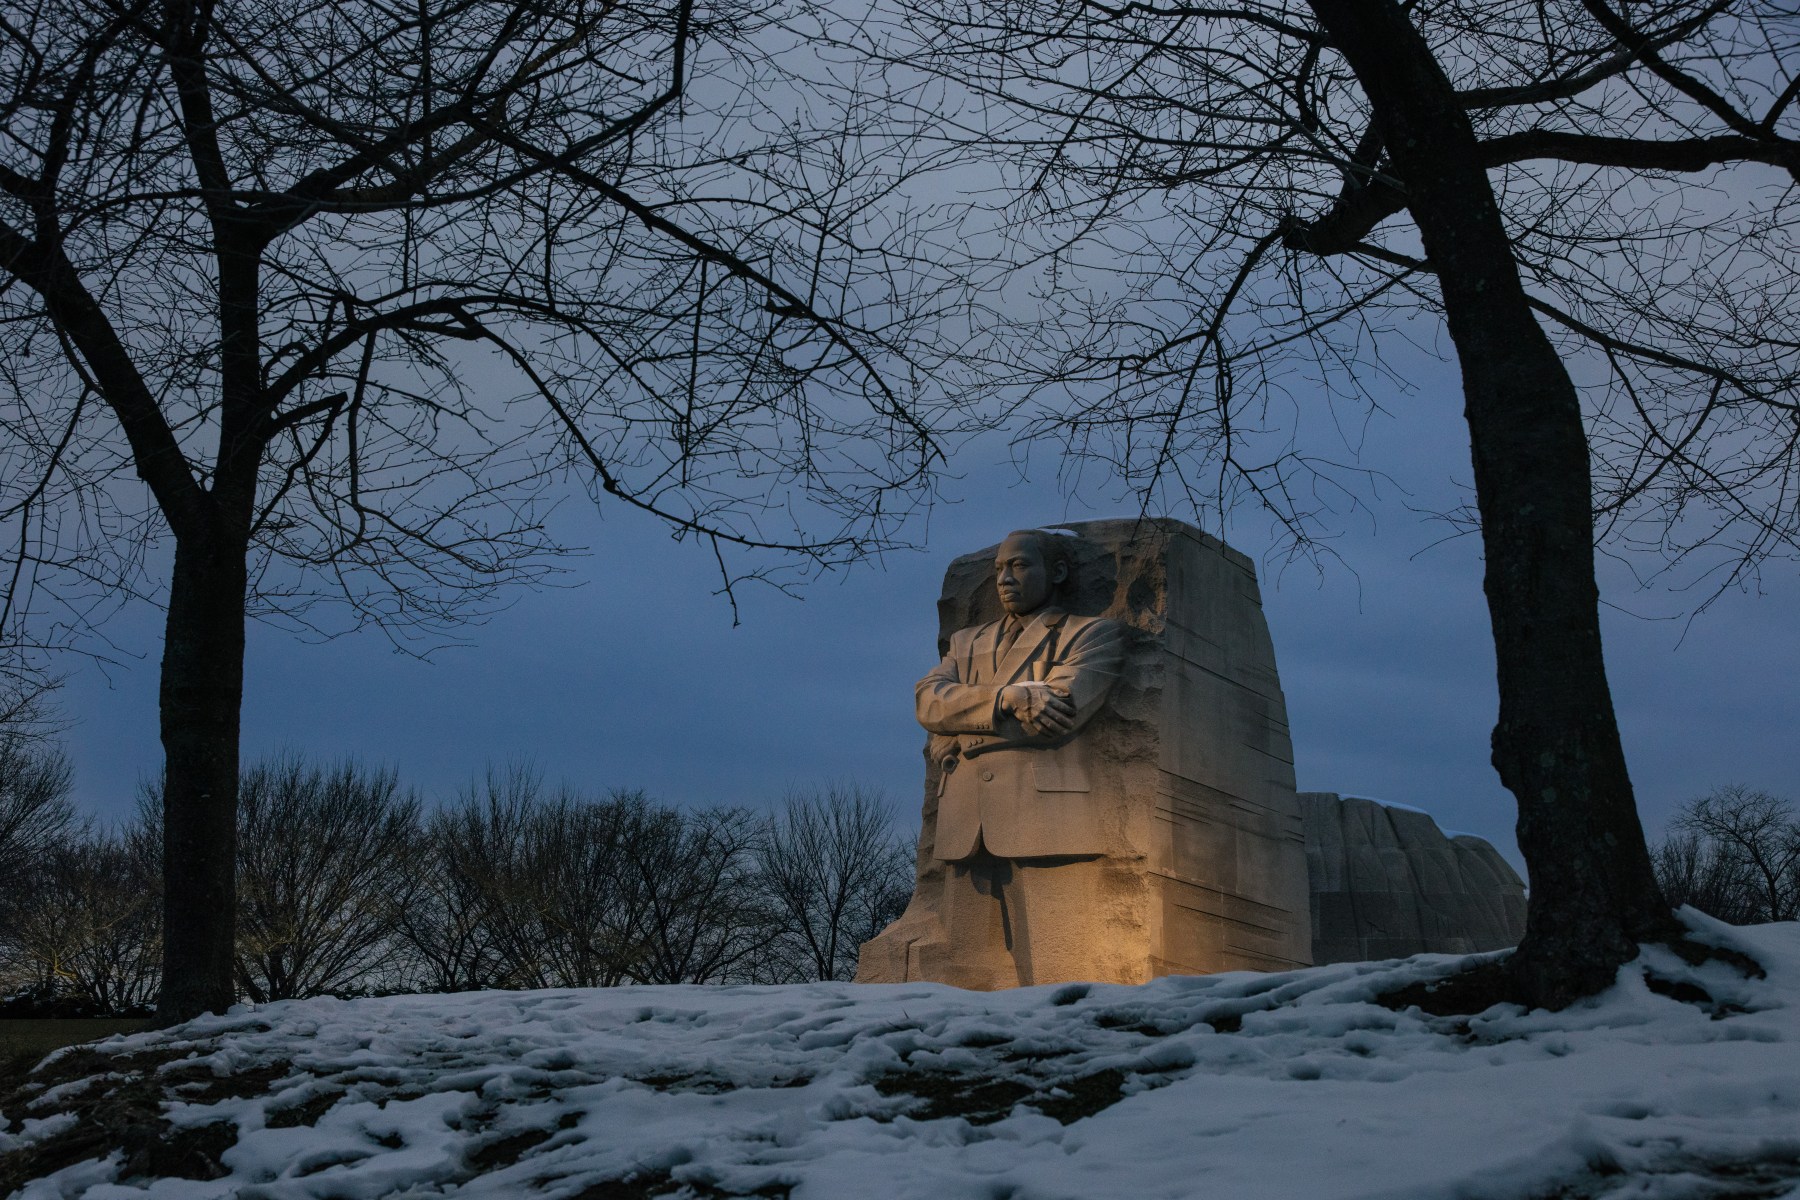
<box><xmin>1651</xmin><ymin>785</ymin><xmax>1800</xmax><ymax>926</ymax></box>
<box><xmin>0</xmin><ymin>740</ymin><xmax>912</xmax><ymax>1015</ymax></box>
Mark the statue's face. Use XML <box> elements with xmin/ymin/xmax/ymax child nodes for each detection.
<box><xmin>994</xmin><ymin>533</ymin><xmax>1064</xmax><ymax>616</ymax></box>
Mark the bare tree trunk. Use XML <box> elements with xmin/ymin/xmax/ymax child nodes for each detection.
<box><xmin>155</xmin><ymin>532</ymin><xmax>247</xmax><ymax>1023</ymax></box>
<box><xmin>1306</xmin><ymin>0</ymin><xmax>1678</xmax><ymax>1007</ymax></box>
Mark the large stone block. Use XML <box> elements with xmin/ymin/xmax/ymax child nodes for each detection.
<box><xmin>856</xmin><ymin>518</ymin><xmax>1313</xmax><ymax>987</ymax></box>
<box><xmin>1299</xmin><ymin>792</ymin><xmax>1527</xmax><ymax>964</ymax></box>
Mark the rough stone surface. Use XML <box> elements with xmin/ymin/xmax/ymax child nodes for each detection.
<box><xmin>856</xmin><ymin>518</ymin><xmax>1314</xmax><ymax>987</ymax></box>
<box><xmin>1299</xmin><ymin>792</ymin><xmax>1527</xmax><ymax>964</ymax></box>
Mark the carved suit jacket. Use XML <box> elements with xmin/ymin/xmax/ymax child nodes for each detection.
<box><xmin>916</xmin><ymin>607</ymin><xmax>1125</xmax><ymax>861</ymax></box>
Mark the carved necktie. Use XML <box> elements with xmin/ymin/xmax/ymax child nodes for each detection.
<box><xmin>998</xmin><ymin>616</ymin><xmax>1025</xmax><ymax>656</ymax></box>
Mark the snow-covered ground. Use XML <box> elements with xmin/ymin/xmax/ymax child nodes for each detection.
<box><xmin>5</xmin><ymin>911</ymin><xmax>1799</xmax><ymax>1200</ymax></box>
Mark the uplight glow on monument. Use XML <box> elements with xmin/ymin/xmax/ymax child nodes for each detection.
<box><xmin>859</xmin><ymin>520</ymin><xmax>1316</xmax><ymax>986</ymax></box>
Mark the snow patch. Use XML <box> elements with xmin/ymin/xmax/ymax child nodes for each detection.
<box><xmin>4</xmin><ymin>918</ymin><xmax>1799</xmax><ymax>1199</ymax></box>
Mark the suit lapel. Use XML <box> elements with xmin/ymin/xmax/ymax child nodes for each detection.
<box><xmin>995</xmin><ymin>608</ymin><xmax>1065</xmax><ymax>684</ymax></box>
<box><xmin>975</xmin><ymin>619</ymin><xmax>1006</xmax><ymax>677</ymax></box>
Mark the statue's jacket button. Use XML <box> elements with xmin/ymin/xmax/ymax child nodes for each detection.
<box><xmin>980</xmin><ymin>769</ymin><xmax>995</xmax><ymax>782</ymax></box>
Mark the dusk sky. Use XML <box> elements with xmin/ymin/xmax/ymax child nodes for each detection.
<box><xmin>9</xmin><ymin>0</ymin><xmax>1791</xmax><ymax>891</ymax></box>
<box><xmin>53</xmin><ymin>341</ymin><xmax>1799</xmax><ymax>876</ymax></box>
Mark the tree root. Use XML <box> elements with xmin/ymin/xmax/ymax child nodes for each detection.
<box><xmin>1374</xmin><ymin>959</ymin><xmax>1520</xmax><ymax>1017</ymax></box>
<box><xmin>1375</xmin><ymin>932</ymin><xmax>1768</xmax><ymax>1018</ymax></box>
<box><xmin>1665</xmin><ymin>933</ymin><xmax>1765</xmax><ymax>980</ymax></box>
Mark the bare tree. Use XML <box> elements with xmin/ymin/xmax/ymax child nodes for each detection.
<box><xmin>621</xmin><ymin>800</ymin><xmax>767</xmax><ymax>985</ymax></box>
<box><xmin>401</xmin><ymin>769</ymin><xmax>794</xmax><ymax>989</ymax></box>
<box><xmin>0</xmin><ymin>732</ymin><xmax>75</xmax><ymax>889</ymax></box>
<box><xmin>0</xmin><ymin>828</ymin><xmax>161</xmax><ymax>1014</ymax></box>
<box><xmin>1653</xmin><ymin>831</ymin><xmax>1759</xmax><ymax>927</ymax></box>
<box><xmin>422</xmin><ymin>768</ymin><xmax>651</xmax><ymax>989</ymax></box>
<box><xmin>859</xmin><ymin>0</ymin><xmax>1799</xmax><ymax>1006</ymax></box>
<box><xmin>1</xmin><ymin>0</ymin><xmax>959</xmax><ymax>1020</ymax></box>
<box><xmin>0</xmin><ymin>654</ymin><xmax>62</xmax><ymax>746</ymax></box>
<box><xmin>1663</xmin><ymin>785</ymin><xmax>1800</xmax><ymax>924</ymax></box>
<box><xmin>231</xmin><ymin>755</ymin><xmax>423</xmax><ymax>1002</ymax></box>
<box><xmin>396</xmin><ymin>802</ymin><xmax>511</xmax><ymax>995</ymax></box>
<box><xmin>756</xmin><ymin>783</ymin><xmax>911</xmax><ymax>982</ymax></box>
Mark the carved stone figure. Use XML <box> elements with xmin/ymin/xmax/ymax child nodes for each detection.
<box><xmin>857</xmin><ymin>519</ymin><xmax>1314</xmax><ymax>989</ymax></box>
<box><xmin>922</xmin><ymin>531</ymin><xmax>1128</xmax><ymax>860</ymax></box>
<box><xmin>909</xmin><ymin>531</ymin><xmax>1129</xmax><ymax>986</ymax></box>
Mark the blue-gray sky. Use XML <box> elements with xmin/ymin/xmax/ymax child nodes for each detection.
<box><xmin>55</xmin><ymin>351</ymin><xmax>1800</xmax><ymax>876</ymax></box>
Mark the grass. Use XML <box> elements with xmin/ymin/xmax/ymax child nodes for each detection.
<box><xmin>0</xmin><ymin>1019</ymin><xmax>151</xmax><ymax>1073</ymax></box>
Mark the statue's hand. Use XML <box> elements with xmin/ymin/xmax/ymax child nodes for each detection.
<box><xmin>1001</xmin><ymin>683</ymin><xmax>1076</xmax><ymax>738</ymax></box>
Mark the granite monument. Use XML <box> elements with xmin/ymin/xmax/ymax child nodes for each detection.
<box><xmin>1300</xmin><ymin>792</ymin><xmax>1528</xmax><ymax>964</ymax></box>
<box><xmin>856</xmin><ymin>519</ymin><xmax>1314</xmax><ymax>987</ymax></box>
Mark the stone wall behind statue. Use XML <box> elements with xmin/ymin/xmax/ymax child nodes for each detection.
<box><xmin>1299</xmin><ymin>792</ymin><xmax>1527</xmax><ymax>964</ymax></box>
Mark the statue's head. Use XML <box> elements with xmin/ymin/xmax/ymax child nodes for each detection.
<box><xmin>994</xmin><ymin>529</ymin><xmax>1072</xmax><ymax>616</ymax></box>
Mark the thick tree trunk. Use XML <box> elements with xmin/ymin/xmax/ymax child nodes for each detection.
<box><xmin>155</xmin><ymin>531</ymin><xmax>248</xmax><ymax>1023</ymax></box>
<box><xmin>1307</xmin><ymin>0</ymin><xmax>1677</xmax><ymax>1007</ymax></box>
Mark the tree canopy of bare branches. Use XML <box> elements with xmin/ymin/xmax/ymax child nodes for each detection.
<box><xmin>0</xmin><ymin>732</ymin><xmax>75</xmax><ymax>888</ymax></box>
<box><xmin>418</xmin><ymin>771</ymin><xmax>658</xmax><ymax>990</ymax></box>
<box><xmin>756</xmin><ymin>783</ymin><xmax>911</xmax><ymax>983</ymax></box>
<box><xmin>231</xmin><ymin>755</ymin><xmax>423</xmax><ymax>1003</ymax></box>
<box><xmin>852</xmin><ymin>0</ymin><xmax>1799</xmax><ymax>1006</ymax></box>
<box><xmin>4</xmin><ymin>745</ymin><xmax>912</xmax><ymax>1008</ymax></box>
<box><xmin>1</xmin><ymin>0</ymin><xmax>963</xmax><ymax>1020</ymax></box>
<box><xmin>867</xmin><ymin>0</ymin><xmax>1798</xmax><ymax>568</ymax></box>
<box><xmin>622</xmin><ymin>801</ymin><xmax>768</xmax><ymax>985</ymax></box>
<box><xmin>402</xmin><ymin>767</ymin><xmax>774</xmax><ymax>989</ymax></box>
<box><xmin>1657</xmin><ymin>784</ymin><xmax>1800</xmax><ymax>924</ymax></box>
<box><xmin>0</xmin><ymin>825</ymin><xmax>161</xmax><ymax>1015</ymax></box>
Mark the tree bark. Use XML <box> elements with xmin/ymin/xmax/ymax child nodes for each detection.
<box><xmin>154</xmin><ymin>531</ymin><xmax>247</xmax><ymax>1023</ymax></box>
<box><xmin>1306</xmin><ymin>0</ymin><xmax>1678</xmax><ymax>1007</ymax></box>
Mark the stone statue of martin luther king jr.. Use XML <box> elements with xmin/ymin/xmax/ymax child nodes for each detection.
<box><xmin>914</xmin><ymin>528</ymin><xmax>1127</xmax><ymax>986</ymax></box>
